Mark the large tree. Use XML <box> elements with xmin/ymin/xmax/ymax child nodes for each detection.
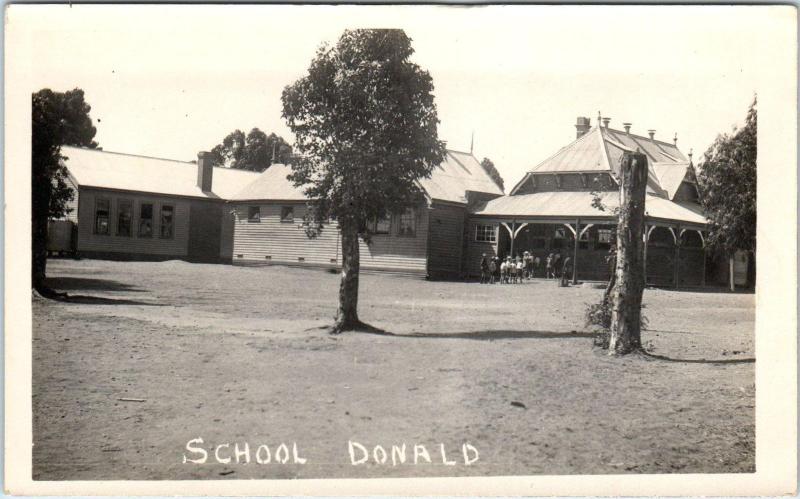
<box><xmin>480</xmin><ymin>157</ymin><xmax>505</xmax><ymax>192</ymax></box>
<box><xmin>208</xmin><ymin>128</ymin><xmax>292</xmax><ymax>171</ymax></box>
<box><xmin>697</xmin><ymin>97</ymin><xmax>757</xmax><ymax>258</ymax></box>
<box><xmin>282</xmin><ymin>29</ymin><xmax>447</xmax><ymax>333</ymax></box>
<box><xmin>32</xmin><ymin>88</ymin><xmax>98</xmax><ymax>294</ymax></box>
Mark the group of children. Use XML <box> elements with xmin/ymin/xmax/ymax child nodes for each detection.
<box><xmin>479</xmin><ymin>251</ymin><xmax>573</xmax><ymax>284</ymax></box>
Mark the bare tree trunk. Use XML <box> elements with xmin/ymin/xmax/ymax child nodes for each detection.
<box><xmin>333</xmin><ymin>218</ymin><xmax>361</xmax><ymax>333</ymax></box>
<box><xmin>729</xmin><ymin>255</ymin><xmax>735</xmax><ymax>292</ymax></box>
<box><xmin>608</xmin><ymin>152</ymin><xmax>648</xmax><ymax>355</ymax></box>
<box><xmin>32</xmin><ymin>177</ymin><xmax>51</xmax><ymax>294</ymax></box>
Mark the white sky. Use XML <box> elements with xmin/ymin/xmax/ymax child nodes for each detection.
<box><xmin>11</xmin><ymin>4</ymin><xmax>780</xmax><ymax>188</ymax></box>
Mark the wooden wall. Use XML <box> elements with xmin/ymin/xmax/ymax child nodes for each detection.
<box><xmin>76</xmin><ymin>188</ymin><xmax>191</xmax><ymax>258</ymax></box>
<box><xmin>427</xmin><ymin>203</ymin><xmax>466</xmax><ymax>279</ymax></box>
<box><xmin>464</xmin><ymin>220</ymin><xmax>499</xmax><ymax>277</ymax></box>
<box><xmin>230</xmin><ymin>202</ymin><xmax>429</xmax><ymax>275</ymax></box>
<box><xmin>60</xmin><ymin>176</ymin><xmax>80</xmax><ymax>224</ymax></box>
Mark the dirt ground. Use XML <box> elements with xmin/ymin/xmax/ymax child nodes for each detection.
<box><xmin>32</xmin><ymin>258</ymin><xmax>755</xmax><ymax>480</ymax></box>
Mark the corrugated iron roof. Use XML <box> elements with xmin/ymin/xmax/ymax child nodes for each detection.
<box><xmin>229</xmin><ymin>163</ymin><xmax>306</xmax><ymax>201</ymax></box>
<box><xmin>62</xmin><ymin>146</ymin><xmax>259</xmax><ymax>199</ymax></box>
<box><xmin>417</xmin><ymin>150</ymin><xmax>504</xmax><ymax>203</ymax></box>
<box><xmin>472</xmin><ymin>190</ymin><xmax>706</xmax><ymax>226</ymax></box>
<box><xmin>652</xmin><ymin>162</ymin><xmax>691</xmax><ymax>200</ymax></box>
<box><xmin>529</xmin><ymin>127</ymin><xmax>608</xmax><ymax>173</ymax></box>
<box><xmin>230</xmin><ymin>150</ymin><xmax>503</xmax><ymax>204</ymax></box>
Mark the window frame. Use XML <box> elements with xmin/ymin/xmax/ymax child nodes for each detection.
<box><xmin>280</xmin><ymin>206</ymin><xmax>294</xmax><ymax>223</ymax></box>
<box><xmin>372</xmin><ymin>215</ymin><xmax>391</xmax><ymax>235</ymax></box>
<box><xmin>475</xmin><ymin>224</ymin><xmax>497</xmax><ymax>243</ymax></box>
<box><xmin>138</xmin><ymin>203</ymin><xmax>154</xmax><ymax>238</ymax></box>
<box><xmin>116</xmin><ymin>198</ymin><xmax>133</xmax><ymax>237</ymax></box>
<box><xmin>596</xmin><ymin>228</ymin><xmax>614</xmax><ymax>250</ymax></box>
<box><xmin>159</xmin><ymin>204</ymin><xmax>175</xmax><ymax>239</ymax></box>
<box><xmin>397</xmin><ymin>208</ymin><xmax>416</xmax><ymax>237</ymax></box>
<box><xmin>94</xmin><ymin>197</ymin><xmax>111</xmax><ymax>235</ymax></box>
<box><xmin>247</xmin><ymin>206</ymin><xmax>261</xmax><ymax>223</ymax></box>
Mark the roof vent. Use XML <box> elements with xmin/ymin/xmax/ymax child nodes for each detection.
<box><xmin>647</xmin><ymin>130</ymin><xmax>656</xmax><ymax>141</ymax></box>
<box><xmin>673</xmin><ymin>133</ymin><xmax>678</xmax><ymax>146</ymax></box>
<box><xmin>623</xmin><ymin>123</ymin><xmax>632</xmax><ymax>135</ymax></box>
<box><xmin>602</xmin><ymin>117</ymin><xmax>611</xmax><ymax>128</ymax></box>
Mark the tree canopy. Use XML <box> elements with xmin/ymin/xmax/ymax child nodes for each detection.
<box><xmin>208</xmin><ymin>128</ymin><xmax>292</xmax><ymax>172</ymax></box>
<box><xmin>32</xmin><ymin>88</ymin><xmax>98</xmax><ymax>292</ymax></box>
<box><xmin>480</xmin><ymin>157</ymin><xmax>505</xmax><ymax>192</ymax></box>
<box><xmin>697</xmin><ymin>97</ymin><xmax>757</xmax><ymax>257</ymax></box>
<box><xmin>281</xmin><ymin>29</ymin><xmax>446</xmax><ymax>332</ymax></box>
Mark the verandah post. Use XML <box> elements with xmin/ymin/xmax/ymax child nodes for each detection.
<box><xmin>673</xmin><ymin>225</ymin><xmax>681</xmax><ymax>289</ymax></box>
<box><xmin>572</xmin><ymin>218</ymin><xmax>580</xmax><ymax>284</ymax></box>
<box><xmin>608</xmin><ymin>151</ymin><xmax>648</xmax><ymax>355</ymax></box>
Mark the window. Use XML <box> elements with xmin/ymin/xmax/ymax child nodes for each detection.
<box><xmin>475</xmin><ymin>224</ymin><xmax>496</xmax><ymax>243</ymax></box>
<box><xmin>117</xmin><ymin>199</ymin><xmax>133</xmax><ymax>237</ymax></box>
<box><xmin>578</xmin><ymin>229</ymin><xmax>590</xmax><ymax>249</ymax></box>
<box><xmin>248</xmin><ymin>206</ymin><xmax>261</xmax><ymax>223</ymax></box>
<box><xmin>372</xmin><ymin>216</ymin><xmax>391</xmax><ymax>234</ymax></box>
<box><xmin>160</xmin><ymin>205</ymin><xmax>174</xmax><ymax>239</ymax></box>
<box><xmin>552</xmin><ymin>226</ymin><xmax>568</xmax><ymax>249</ymax></box>
<box><xmin>596</xmin><ymin>228</ymin><xmax>613</xmax><ymax>250</ymax></box>
<box><xmin>280</xmin><ymin>206</ymin><xmax>294</xmax><ymax>223</ymax></box>
<box><xmin>94</xmin><ymin>198</ymin><xmax>110</xmax><ymax>235</ymax></box>
<box><xmin>138</xmin><ymin>203</ymin><xmax>153</xmax><ymax>238</ymax></box>
<box><xmin>397</xmin><ymin>209</ymin><xmax>416</xmax><ymax>237</ymax></box>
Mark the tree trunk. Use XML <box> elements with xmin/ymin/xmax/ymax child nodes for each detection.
<box><xmin>608</xmin><ymin>152</ymin><xmax>648</xmax><ymax>355</ymax></box>
<box><xmin>32</xmin><ymin>175</ymin><xmax>51</xmax><ymax>293</ymax></box>
<box><xmin>333</xmin><ymin>218</ymin><xmax>361</xmax><ymax>333</ymax></box>
<box><xmin>729</xmin><ymin>255</ymin><xmax>735</xmax><ymax>292</ymax></box>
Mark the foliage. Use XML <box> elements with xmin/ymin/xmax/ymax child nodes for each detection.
<box><xmin>480</xmin><ymin>157</ymin><xmax>505</xmax><ymax>192</ymax></box>
<box><xmin>32</xmin><ymin>88</ymin><xmax>98</xmax><ymax>291</ymax></box>
<box><xmin>281</xmin><ymin>29</ymin><xmax>447</xmax><ymax>233</ymax></box>
<box><xmin>208</xmin><ymin>128</ymin><xmax>292</xmax><ymax>172</ymax></box>
<box><xmin>697</xmin><ymin>97</ymin><xmax>757</xmax><ymax>257</ymax></box>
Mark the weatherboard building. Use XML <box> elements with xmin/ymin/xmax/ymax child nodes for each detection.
<box><xmin>55</xmin><ymin>116</ymin><xmax>718</xmax><ymax>286</ymax></box>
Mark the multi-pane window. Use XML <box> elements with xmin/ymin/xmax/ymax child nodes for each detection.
<box><xmin>596</xmin><ymin>228</ymin><xmax>613</xmax><ymax>250</ymax></box>
<box><xmin>578</xmin><ymin>228</ymin><xmax>590</xmax><ymax>249</ymax></box>
<box><xmin>248</xmin><ymin>206</ymin><xmax>261</xmax><ymax>223</ymax></box>
<box><xmin>160</xmin><ymin>205</ymin><xmax>174</xmax><ymax>239</ymax></box>
<box><xmin>94</xmin><ymin>198</ymin><xmax>110</xmax><ymax>235</ymax></box>
<box><xmin>117</xmin><ymin>200</ymin><xmax>133</xmax><ymax>237</ymax></box>
<box><xmin>138</xmin><ymin>203</ymin><xmax>153</xmax><ymax>238</ymax></box>
<box><xmin>280</xmin><ymin>206</ymin><xmax>294</xmax><ymax>223</ymax></box>
<box><xmin>372</xmin><ymin>216</ymin><xmax>391</xmax><ymax>234</ymax></box>
<box><xmin>397</xmin><ymin>209</ymin><xmax>415</xmax><ymax>236</ymax></box>
<box><xmin>552</xmin><ymin>226</ymin><xmax>568</xmax><ymax>249</ymax></box>
<box><xmin>475</xmin><ymin>224</ymin><xmax>496</xmax><ymax>243</ymax></box>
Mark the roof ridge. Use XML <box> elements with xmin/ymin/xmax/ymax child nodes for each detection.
<box><xmin>604</xmin><ymin>127</ymin><xmax>681</xmax><ymax>148</ymax></box>
<box><xmin>61</xmin><ymin>145</ymin><xmax>262</xmax><ymax>174</ymax></box>
<box><xmin>529</xmin><ymin>126</ymin><xmax>599</xmax><ymax>173</ymax></box>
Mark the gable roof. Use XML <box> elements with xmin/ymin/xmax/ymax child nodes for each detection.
<box><xmin>62</xmin><ymin>146</ymin><xmax>259</xmax><ymax>200</ymax></box>
<box><xmin>229</xmin><ymin>150</ymin><xmax>504</xmax><ymax>204</ymax></box>
<box><xmin>510</xmin><ymin>125</ymin><xmax>690</xmax><ymax>199</ymax></box>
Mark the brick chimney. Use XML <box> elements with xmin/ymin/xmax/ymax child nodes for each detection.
<box><xmin>575</xmin><ymin>116</ymin><xmax>591</xmax><ymax>139</ymax></box>
<box><xmin>197</xmin><ymin>151</ymin><xmax>213</xmax><ymax>192</ymax></box>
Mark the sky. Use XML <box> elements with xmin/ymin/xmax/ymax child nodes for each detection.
<box><xmin>11</xmin><ymin>4</ymin><xmax>780</xmax><ymax>189</ymax></box>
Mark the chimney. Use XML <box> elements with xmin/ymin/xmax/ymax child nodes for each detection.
<box><xmin>602</xmin><ymin>117</ymin><xmax>611</xmax><ymax>128</ymax></box>
<box><xmin>647</xmin><ymin>130</ymin><xmax>656</xmax><ymax>140</ymax></box>
<box><xmin>575</xmin><ymin>116</ymin><xmax>591</xmax><ymax>139</ymax></box>
<box><xmin>197</xmin><ymin>151</ymin><xmax>213</xmax><ymax>192</ymax></box>
<box><xmin>623</xmin><ymin>123</ymin><xmax>632</xmax><ymax>135</ymax></box>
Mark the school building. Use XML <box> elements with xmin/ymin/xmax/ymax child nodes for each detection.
<box><xmin>54</xmin><ymin>116</ymin><xmax>737</xmax><ymax>287</ymax></box>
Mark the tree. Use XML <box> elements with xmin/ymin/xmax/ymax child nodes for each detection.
<box><xmin>282</xmin><ymin>29</ymin><xmax>447</xmax><ymax>334</ymax></box>
<box><xmin>697</xmin><ymin>97</ymin><xmax>757</xmax><ymax>258</ymax></box>
<box><xmin>208</xmin><ymin>128</ymin><xmax>292</xmax><ymax>171</ymax></box>
<box><xmin>480</xmin><ymin>157</ymin><xmax>505</xmax><ymax>192</ymax></box>
<box><xmin>32</xmin><ymin>88</ymin><xmax>98</xmax><ymax>294</ymax></box>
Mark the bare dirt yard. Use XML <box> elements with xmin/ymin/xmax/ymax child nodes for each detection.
<box><xmin>32</xmin><ymin>258</ymin><xmax>755</xmax><ymax>480</ymax></box>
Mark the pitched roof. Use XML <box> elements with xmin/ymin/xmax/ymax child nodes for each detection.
<box><xmin>417</xmin><ymin>150</ymin><xmax>504</xmax><ymax>203</ymax></box>
<box><xmin>511</xmin><ymin>125</ymin><xmax>690</xmax><ymax>198</ymax></box>
<box><xmin>229</xmin><ymin>163</ymin><xmax>306</xmax><ymax>201</ymax></box>
<box><xmin>652</xmin><ymin>161</ymin><xmax>692</xmax><ymax>200</ymax></box>
<box><xmin>229</xmin><ymin>150</ymin><xmax>504</xmax><ymax>204</ymax></box>
<box><xmin>62</xmin><ymin>146</ymin><xmax>259</xmax><ymax>199</ymax></box>
<box><xmin>471</xmin><ymin>190</ymin><xmax>707</xmax><ymax>227</ymax></box>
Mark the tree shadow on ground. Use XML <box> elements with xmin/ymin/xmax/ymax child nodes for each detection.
<box><xmin>51</xmin><ymin>294</ymin><xmax>165</xmax><ymax>306</ymax></box>
<box><xmin>639</xmin><ymin>350</ymin><xmax>755</xmax><ymax>365</ymax></box>
<box><xmin>350</xmin><ymin>325</ymin><xmax>594</xmax><ymax>341</ymax></box>
<box><xmin>45</xmin><ymin>276</ymin><xmax>145</xmax><ymax>293</ymax></box>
